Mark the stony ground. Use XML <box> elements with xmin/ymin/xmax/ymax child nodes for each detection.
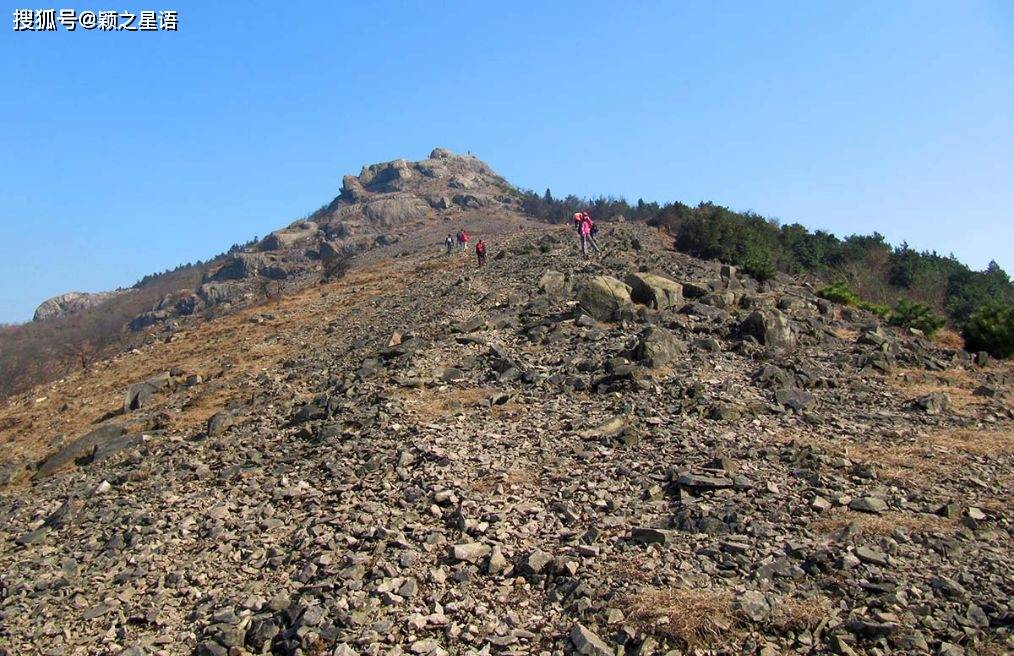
<box><xmin>0</xmin><ymin>222</ymin><xmax>1010</xmax><ymax>656</ymax></box>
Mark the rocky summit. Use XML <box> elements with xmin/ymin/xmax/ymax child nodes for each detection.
<box><xmin>0</xmin><ymin>150</ymin><xmax>1011</xmax><ymax>656</ymax></box>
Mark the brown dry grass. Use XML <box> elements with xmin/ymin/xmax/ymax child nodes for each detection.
<box><xmin>833</xmin><ymin>326</ymin><xmax>859</xmax><ymax>342</ymax></box>
<box><xmin>0</xmin><ymin>260</ymin><xmax>406</xmax><ymax>475</ymax></box>
<box><xmin>933</xmin><ymin>328</ymin><xmax>965</xmax><ymax>350</ymax></box>
<box><xmin>400</xmin><ymin>386</ymin><xmax>494</xmax><ymax>421</ymax></box>
<box><xmin>887</xmin><ymin>366</ymin><xmax>995</xmax><ymax>415</ymax></box>
<box><xmin>770</xmin><ymin>595</ymin><xmax>832</xmax><ymax>631</ymax></box>
<box><xmin>625</xmin><ymin>586</ymin><xmax>832</xmax><ymax>649</ymax></box>
<box><xmin>624</xmin><ymin>588</ymin><xmax>738</xmax><ymax>647</ymax></box>
<box><xmin>610</xmin><ymin>553</ymin><xmax>655</xmax><ymax>584</ymax></box>
<box><xmin>810</xmin><ymin>509</ymin><xmax>960</xmax><ymax>537</ymax></box>
<box><xmin>785</xmin><ymin>425</ymin><xmax>1011</xmax><ymax>489</ymax></box>
<box><xmin>927</xmin><ymin>428</ymin><xmax>1013</xmax><ymax>456</ymax></box>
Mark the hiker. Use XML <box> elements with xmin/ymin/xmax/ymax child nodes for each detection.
<box><xmin>445</xmin><ymin>233</ymin><xmax>454</xmax><ymax>254</ymax></box>
<box><xmin>580</xmin><ymin>213</ymin><xmax>600</xmax><ymax>257</ymax></box>
<box><xmin>475</xmin><ymin>239</ymin><xmax>487</xmax><ymax>267</ymax></box>
<box><xmin>579</xmin><ymin>212</ymin><xmax>601</xmax><ymax>257</ymax></box>
<box><xmin>460</xmin><ymin>229</ymin><xmax>470</xmax><ymax>251</ymax></box>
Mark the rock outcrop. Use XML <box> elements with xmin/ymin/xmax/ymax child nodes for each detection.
<box><xmin>33</xmin><ymin>290</ymin><xmax>123</xmax><ymax>321</ymax></box>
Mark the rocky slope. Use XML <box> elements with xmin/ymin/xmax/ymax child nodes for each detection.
<box><xmin>1</xmin><ymin>161</ymin><xmax>1012</xmax><ymax>656</ymax></box>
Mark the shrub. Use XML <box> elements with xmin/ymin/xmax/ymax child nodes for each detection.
<box><xmin>743</xmin><ymin>245</ymin><xmax>777</xmax><ymax>282</ymax></box>
<box><xmin>889</xmin><ymin>299</ymin><xmax>945</xmax><ymax>336</ymax></box>
<box><xmin>858</xmin><ymin>301</ymin><xmax>891</xmax><ymax>318</ymax></box>
<box><xmin>962</xmin><ymin>302</ymin><xmax>1014</xmax><ymax>358</ymax></box>
<box><xmin>817</xmin><ymin>282</ymin><xmax>860</xmax><ymax>306</ymax></box>
<box><xmin>818</xmin><ymin>282</ymin><xmax>891</xmax><ymax>318</ymax></box>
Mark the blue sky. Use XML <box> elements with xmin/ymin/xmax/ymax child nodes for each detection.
<box><xmin>1</xmin><ymin>1</ymin><xmax>1012</xmax><ymax>323</ymax></box>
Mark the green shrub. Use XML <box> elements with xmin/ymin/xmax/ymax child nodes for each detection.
<box><xmin>817</xmin><ymin>282</ymin><xmax>891</xmax><ymax>317</ymax></box>
<box><xmin>817</xmin><ymin>282</ymin><xmax>860</xmax><ymax>306</ymax></box>
<box><xmin>743</xmin><ymin>245</ymin><xmax>777</xmax><ymax>282</ymax></box>
<box><xmin>962</xmin><ymin>302</ymin><xmax>1014</xmax><ymax>358</ymax></box>
<box><xmin>858</xmin><ymin>301</ymin><xmax>891</xmax><ymax>318</ymax></box>
<box><xmin>889</xmin><ymin>299</ymin><xmax>945</xmax><ymax>336</ymax></box>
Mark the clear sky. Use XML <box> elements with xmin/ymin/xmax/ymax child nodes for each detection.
<box><xmin>1</xmin><ymin>1</ymin><xmax>1012</xmax><ymax>323</ymax></box>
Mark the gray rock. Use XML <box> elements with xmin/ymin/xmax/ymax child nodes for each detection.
<box><xmin>740</xmin><ymin>309</ymin><xmax>796</xmax><ymax>348</ymax></box>
<box><xmin>849</xmin><ymin>496</ymin><xmax>888</xmax><ymax>514</ymax></box>
<box><xmin>624</xmin><ymin>272</ymin><xmax>683</xmax><ymax>310</ymax></box>
<box><xmin>915</xmin><ymin>392</ymin><xmax>950</xmax><ymax>415</ymax></box>
<box><xmin>577</xmin><ymin>275</ymin><xmax>632</xmax><ymax>321</ymax></box>
<box><xmin>737</xmin><ymin>590</ymin><xmax>771</xmax><ymax>622</ymax></box>
<box><xmin>569</xmin><ymin>623</ymin><xmax>612</xmax><ymax>656</ymax></box>
<box><xmin>538</xmin><ymin>270</ymin><xmax>572</xmax><ymax>298</ymax></box>
<box><xmin>451</xmin><ymin>543</ymin><xmax>491</xmax><ymax>563</ymax></box>
<box><xmin>636</xmin><ymin>326</ymin><xmax>685</xmax><ymax>368</ymax></box>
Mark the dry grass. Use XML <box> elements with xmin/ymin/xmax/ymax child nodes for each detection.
<box><xmin>400</xmin><ymin>386</ymin><xmax>493</xmax><ymax>421</ymax></box>
<box><xmin>625</xmin><ymin>586</ymin><xmax>834</xmax><ymax>650</ymax></box>
<box><xmin>769</xmin><ymin>595</ymin><xmax>832</xmax><ymax>631</ymax></box>
<box><xmin>933</xmin><ymin>328</ymin><xmax>965</xmax><ymax>350</ymax></box>
<box><xmin>927</xmin><ymin>428</ymin><xmax>1013</xmax><ymax>456</ymax></box>
<box><xmin>624</xmin><ymin>588</ymin><xmax>738</xmax><ymax>647</ymax></box>
<box><xmin>0</xmin><ymin>260</ymin><xmax>407</xmax><ymax>477</ymax></box>
<box><xmin>610</xmin><ymin>553</ymin><xmax>655</xmax><ymax>584</ymax></box>
<box><xmin>784</xmin><ymin>424</ymin><xmax>1011</xmax><ymax>490</ymax></box>
<box><xmin>810</xmin><ymin>509</ymin><xmax>960</xmax><ymax>537</ymax></box>
<box><xmin>833</xmin><ymin>327</ymin><xmax>860</xmax><ymax>342</ymax></box>
<box><xmin>887</xmin><ymin>367</ymin><xmax>986</xmax><ymax>414</ymax></box>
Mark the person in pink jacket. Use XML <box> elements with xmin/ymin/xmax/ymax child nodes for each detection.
<box><xmin>579</xmin><ymin>212</ymin><xmax>601</xmax><ymax>257</ymax></box>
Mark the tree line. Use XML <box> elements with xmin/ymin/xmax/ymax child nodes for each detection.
<box><xmin>519</xmin><ymin>189</ymin><xmax>1013</xmax><ymax>357</ymax></box>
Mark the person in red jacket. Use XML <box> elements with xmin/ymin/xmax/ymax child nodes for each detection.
<box><xmin>460</xmin><ymin>230</ymin><xmax>470</xmax><ymax>251</ymax></box>
<box><xmin>475</xmin><ymin>239</ymin><xmax>487</xmax><ymax>267</ymax></box>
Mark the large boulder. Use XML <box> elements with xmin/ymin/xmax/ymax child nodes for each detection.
<box><xmin>636</xmin><ymin>326</ymin><xmax>685</xmax><ymax>367</ymax></box>
<box><xmin>197</xmin><ymin>282</ymin><xmax>248</xmax><ymax>306</ymax></box>
<box><xmin>259</xmin><ymin>222</ymin><xmax>319</xmax><ymax>251</ymax></box>
<box><xmin>740</xmin><ymin>309</ymin><xmax>796</xmax><ymax>348</ymax></box>
<box><xmin>361</xmin><ymin>196</ymin><xmax>430</xmax><ymax>226</ymax></box>
<box><xmin>209</xmin><ymin>253</ymin><xmax>269</xmax><ymax>281</ymax></box>
<box><xmin>577</xmin><ymin>276</ymin><xmax>632</xmax><ymax>321</ymax></box>
<box><xmin>625</xmin><ymin>273</ymin><xmax>684</xmax><ymax>310</ymax></box>
<box><xmin>34</xmin><ymin>423</ymin><xmax>142</xmax><ymax>479</ymax></box>
<box><xmin>124</xmin><ymin>372</ymin><xmax>172</xmax><ymax>412</ymax></box>
<box><xmin>538</xmin><ymin>270</ymin><xmax>572</xmax><ymax>298</ymax></box>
